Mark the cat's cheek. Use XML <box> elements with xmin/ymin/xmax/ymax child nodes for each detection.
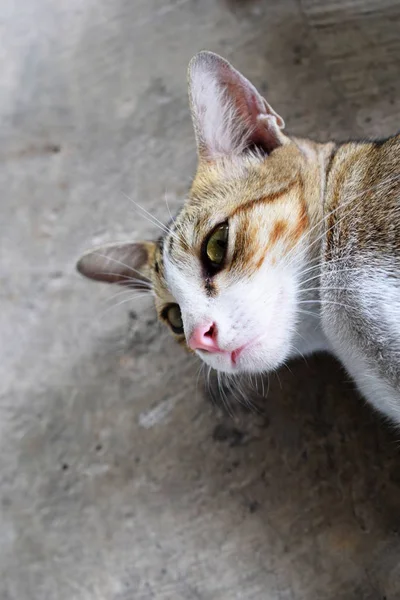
<box><xmin>231</xmin><ymin>330</ymin><xmax>294</xmax><ymax>373</ymax></box>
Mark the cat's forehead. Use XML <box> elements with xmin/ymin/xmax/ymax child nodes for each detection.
<box><xmin>153</xmin><ymin>145</ymin><xmax>306</xmax><ymax>303</ymax></box>
<box><xmin>171</xmin><ymin>146</ymin><xmax>302</xmax><ymax>247</ymax></box>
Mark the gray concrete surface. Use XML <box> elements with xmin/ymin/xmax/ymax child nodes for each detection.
<box><xmin>1</xmin><ymin>0</ymin><xmax>400</xmax><ymax>598</ymax></box>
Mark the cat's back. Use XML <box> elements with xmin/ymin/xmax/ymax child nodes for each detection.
<box><xmin>321</xmin><ymin>134</ymin><xmax>400</xmax><ymax>420</ymax></box>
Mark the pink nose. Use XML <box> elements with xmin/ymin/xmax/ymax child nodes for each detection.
<box><xmin>189</xmin><ymin>322</ymin><xmax>221</xmax><ymax>353</ymax></box>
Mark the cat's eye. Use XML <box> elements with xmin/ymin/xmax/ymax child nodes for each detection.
<box><xmin>204</xmin><ymin>222</ymin><xmax>229</xmax><ymax>272</ymax></box>
<box><xmin>165</xmin><ymin>303</ymin><xmax>184</xmax><ymax>335</ymax></box>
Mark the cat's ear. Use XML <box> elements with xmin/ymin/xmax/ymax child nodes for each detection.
<box><xmin>76</xmin><ymin>241</ymin><xmax>155</xmax><ymax>290</ymax></box>
<box><xmin>188</xmin><ymin>51</ymin><xmax>286</xmax><ymax>160</ymax></box>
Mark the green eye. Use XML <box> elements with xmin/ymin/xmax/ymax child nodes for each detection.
<box><xmin>205</xmin><ymin>222</ymin><xmax>229</xmax><ymax>270</ymax></box>
<box><xmin>165</xmin><ymin>304</ymin><xmax>184</xmax><ymax>335</ymax></box>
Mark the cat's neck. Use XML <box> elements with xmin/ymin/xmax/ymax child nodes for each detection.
<box><xmin>286</xmin><ymin>138</ymin><xmax>336</xmax><ymax>360</ymax></box>
<box><xmin>293</xmin><ymin>137</ymin><xmax>336</xmax><ymax>230</ymax></box>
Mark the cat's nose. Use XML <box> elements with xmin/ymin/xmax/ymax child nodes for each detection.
<box><xmin>189</xmin><ymin>322</ymin><xmax>221</xmax><ymax>353</ymax></box>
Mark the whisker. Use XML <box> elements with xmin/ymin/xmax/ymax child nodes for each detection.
<box><xmin>249</xmin><ymin>373</ymin><xmax>259</xmax><ymax>395</ymax></box>
<box><xmin>163</xmin><ymin>191</ymin><xmax>189</xmax><ymax>249</ymax></box>
<box><xmin>217</xmin><ymin>371</ymin><xmax>235</xmax><ymax>418</ymax></box>
<box><xmin>298</xmin><ymin>266</ymin><xmax>373</xmax><ymax>289</ymax></box>
<box><xmin>206</xmin><ymin>366</ymin><xmax>217</xmax><ymax>408</ymax></box>
<box><xmin>222</xmin><ymin>374</ymin><xmax>242</xmax><ymax>409</ymax></box>
<box><xmin>92</xmin><ymin>252</ymin><xmax>152</xmax><ymax>281</ymax></box>
<box><xmin>299</xmin><ymin>286</ymin><xmax>353</xmax><ymax>295</ymax></box>
<box><xmin>122</xmin><ymin>192</ymin><xmax>180</xmax><ymax>242</ymax></box>
<box><xmin>237</xmin><ymin>375</ymin><xmax>262</xmax><ymax>413</ymax></box>
<box><xmin>163</xmin><ymin>191</ymin><xmax>174</xmax><ymax>223</ymax></box>
<box><xmin>94</xmin><ymin>293</ymin><xmax>149</xmax><ymax>322</ymax></box>
<box><xmin>288</xmin><ymin>191</ymin><xmax>362</xmax><ymax>271</ymax></box>
<box><xmin>245</xmin><ymin>373</ymin><xmax>256</xmax><ymax>395</ymax></box>
<box><xmin>195</xmin><ymin>361</ymin><xmax>206</xmax><ymax>406</ymax></box>
<box><xmin>297</xmin><ymin>308</ymin><xmax>321</xmax><ymax>319</ymax></box>
<box><xmin>282</xmin><ymin>361</ymin><xmax>293</xmax><ymax>376</ymax></box>
<box><xmin>102</xmin><ymin>287</ymin><xmax>152</xmax><ymax>305</ymax></box>
<box><xmin>226</xmin><ymin>374</ymin><xmax>258</xmax><ymax>413</ymax></box>
<box><xmin>290</xmin><ymin>343</ymin><xmax>308</xmax><ymax>365</ymax></box>
<box><xmin>284</xmin><ymin>173</ymin><xmax>400</xmax><ymax>272</ymax></box>
<box><xmin>300</xmin><ymin>254</ymin><xmax>363</xmax><ymax>276</ymax></box>
<box><xmin>299</xmin><ymin>299</ymin><xmax>354</xmax><ymax>311</ymax></box>
<box><xmin>275</xmin><ymin>369</ymin><xmax>282</xmax><ymax>390</ymax></box>
<box><xmin>98</xmin><ymin>272</ymin><xmax>152</xmax><ymax>288</ymax></box>
<box><xmin>298</xmin><ymin>251</ymin><xmax>351</xmax><ymax>276</ymax></box>
<box><xmin>260</xmin><ymin>375</ymin><xmax>265</xmax><ymax>398</ymax></box>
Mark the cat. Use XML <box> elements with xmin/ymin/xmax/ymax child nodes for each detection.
<box><xmin>77</xmin><ymin>51</ymin><xmax>400</xmax><ymax>424</ymax></box>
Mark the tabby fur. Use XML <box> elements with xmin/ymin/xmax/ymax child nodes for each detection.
<box><xmin>77</xmin><ymin>52</ymin><xmax>400</xmax><ymax>423</ymax></box>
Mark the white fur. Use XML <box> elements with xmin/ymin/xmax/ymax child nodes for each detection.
<box><xmin>165</xmin><ymin>239</ymin><xmax>400</xmax><ymax>423</ymax></box>
<box><xmin>189</xmin><ymin>53</ymin><xmax>284</xmax><ymax>158</ymax></box>
<box><xmin>184</xmin><ymin>53</ymin><xmax>400</xmax><ymax>423</ymax></box>
<box><xmin>189</xmin><ymin>64</ymin><xmax>251</xmax><ymax>157</ymax></box>
<box><xmin>322</xmin><ymin>269</ymin><xmax>400</xmax><ymax>422</ymax></box>
<box><xmin>164</xmin><ymin>245</ymin><xmax>322</xmax><ymax>374</ymax></box>
<box><xmin>335</xmin><ymin>349</ymin><xmax>399</xmax><ymax>424</ymax></box>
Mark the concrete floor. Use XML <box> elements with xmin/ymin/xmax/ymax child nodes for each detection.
<box><xmin>1</xmin><ymin>0</ymin><xmax>400</xmax><ymax>598</ymax></box>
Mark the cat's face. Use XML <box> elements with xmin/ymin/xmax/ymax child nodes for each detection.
<box><xmin>154</xmin><ymin>146</ymin><xmax>310</xmax><ymax>373</ymax></box>
<box><xmin>78</xmin><ymin>52</ymin><xmax>317</xmax><ymax>374</ymax></box>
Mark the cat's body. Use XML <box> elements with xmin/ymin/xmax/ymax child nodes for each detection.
<box><xmin>321</xmin><ymin>136</ymin><xmax>400</xmax><ymax>421</ymax></box>
<box><xmin>77</xmin><ymin>52</ymin><xmax>400</xmax><ymax>424</ymax></box>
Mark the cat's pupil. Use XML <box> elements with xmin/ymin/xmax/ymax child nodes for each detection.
<box><xmin>205</xmin><ymin>222</ymin><xmax>229</xmax><ymax>270</ymax></box>
<box><xmin>208</xmin><ymin>238</ymin><xmax>225</xmax><ymax>263</ymax></box>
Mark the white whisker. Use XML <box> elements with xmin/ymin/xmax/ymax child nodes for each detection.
<box><xmin>299</xmin><ymin>299</ymin><xmax>354</xmax><ymax>311</ymax></box>
<box><xmin>284</xmin><ymin>173</ymin><xmax>400</xmax><ymax>273</ymax></box>
<box><xmin>122</xmin><ymin>192</ymin><xmax>180</xmax><ymax>242</ymax></box>
<box><xmin>92</xmin><ymin>252</ymin><xmax>152</xmax><ymax>281</ymax></box>
<box><xmin>102</xmin><ymin>287</ymin><xmax>151</xmax><ymax>305</ymax></box>
<box><xmin>94</xmin><ymin>293</ymin><xmax>149</xmax><ymax>322</ymax></box>
<box><xmin>218</xmin><ymin>371</ymin><xmax>235</xmax><ymax>418</ymax></box>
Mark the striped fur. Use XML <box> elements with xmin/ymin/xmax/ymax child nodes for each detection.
<box><xmin>77</xmin><ymin>53</ymin><xmax>400</xmax><ymax>423</ymax></box>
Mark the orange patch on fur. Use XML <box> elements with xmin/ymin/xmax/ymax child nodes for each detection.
<box><xmin>256</xmin><ymin>220</ymin><xmax>288</xmax><ymax>269</ymax></box>
<box><xmin>287</xmin><ymin>180</ymin><xmax>309</xmax><ymax>246</ymax></box>
<box><xmin>270</xmin><ymin>220</ymin><xmax>288</xmax><ymax>246</ymax></box>
<box><xmin>255</xmin><ymin>254</ymin><xmax>265</xmax><ymax>269</ymax></box>
<box><xmin>290</xmin><ymin>203</ymin><xmax>308</xmax><ymax>245</ymax></box>
<box><xmin>230</xmin><ymin>214</ymin><xmax>260</xmax><ymax>273</ymax></box>
<box><xmin>229</xmin><ymin>180</ymin><xmax>298</xmax><ymax>218</ymax></box>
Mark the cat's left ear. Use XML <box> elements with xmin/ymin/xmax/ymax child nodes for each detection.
<box><xmin>188</xmin><ymin>51</ymin><xmax>286</xmax><ymax>160</ymax></box>
<box><xmin>76</xmin><ymin>241</ymin><xmax>155</xmax><ymax>290</ymax></box>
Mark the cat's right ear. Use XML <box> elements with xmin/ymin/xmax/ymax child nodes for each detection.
<box><xmin>188</xmin><ymin>51</ymin><xmax>286</xmax><ymax>161</ymax></box>
<box><xmin>76</xmin><ymin>241</ymin><xmax>155</xmax><ymax>290</ymax></box>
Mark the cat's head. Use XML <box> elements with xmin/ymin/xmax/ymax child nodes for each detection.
<box><xmin>77</xmin><ymin>52</ymin><xmax>323</xmax><ymax>374</ymax></box>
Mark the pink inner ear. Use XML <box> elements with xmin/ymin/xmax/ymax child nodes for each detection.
<box><xmin>189</xmin><ymin>51</ymin><xmax>285</xmax><ymax>159</ymax></box>
<box><xmin>218</xmin><ymin>64</ymin><xmax>284</xmax><ymax>154</ymax></box>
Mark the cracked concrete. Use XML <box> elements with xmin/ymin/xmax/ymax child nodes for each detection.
<box><xmin>1</xmin><ymin>0</ymin><xmax>400</xmax><ymax>598</ymax></box>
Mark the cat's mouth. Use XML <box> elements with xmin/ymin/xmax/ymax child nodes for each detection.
<box><xmin>231</xmin><ymin>342</ymin><xmax>251</xmax><ymax>365</ymax></box>
<box><xmin>198</xmin><ymin>336</ymin><xmax>262</xmax><ymax>370</ymax></box>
